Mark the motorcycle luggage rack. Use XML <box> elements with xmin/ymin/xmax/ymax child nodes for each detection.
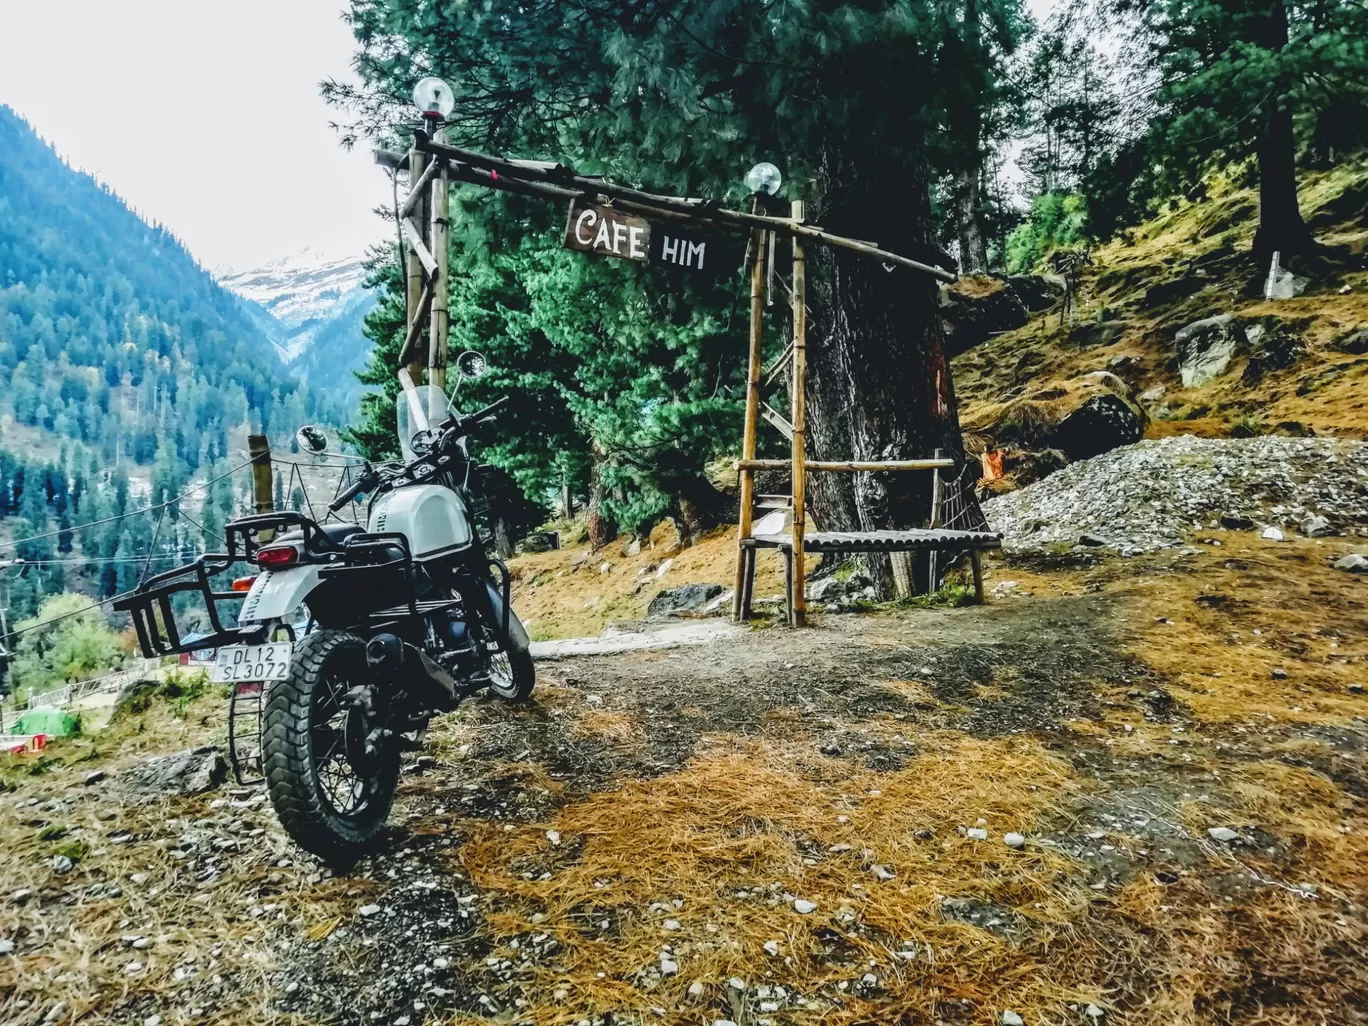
<box><xmin>227</xmin><ymin>680</ymin><xmax>266</xmax><ymax>785</ymax></box>
<box><xmin>317</xmin><ymin>532</ymin><xmax>419</xmax><ymax>616</ymax></box>
<box><xmin>114</xmin><ymin>511</ymin><xmax>330</xmax><ymax>658</ymax></box>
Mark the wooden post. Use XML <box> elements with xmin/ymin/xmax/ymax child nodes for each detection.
<box><xmin>789</xmin><ymin>201</ymin><xmax>808</xmax><ymax>627</ymax></box>
<box><xmin>928</xmin><ymin>446</ymin><xmax>947</xmax><ymax>591</ymax></box>
<box><xmin>732</xmin><ymin>227</ymin><xmax>768</xmax><ymax>621</ymax></box>
<box><xmin>248</xmin><ymin>434</ymin><xmax>274</xmax><ymax>542</ymax></box>
<box><xmin>427</xmin><ymin>127</ymin><xmax>450</xmax><ymax>389</ymax></box>
<box><xmin>404</xmin><ymin>142</ymin><xmax>430</xmax><ymax>383</ymax></box>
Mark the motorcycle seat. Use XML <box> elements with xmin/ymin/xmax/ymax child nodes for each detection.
<box><xmin>317</xmin><ymin>523</ymin><xmax>366</xmax><ymax>547</ymax></box>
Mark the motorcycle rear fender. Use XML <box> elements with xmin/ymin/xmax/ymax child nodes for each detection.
<box><xmin>239</xmin><ymin>565</ymin><xmax>323</xmax><ymax>625</ymax></box>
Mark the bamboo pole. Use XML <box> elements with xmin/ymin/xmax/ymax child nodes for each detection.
<box><xmin>248</xmin><ymin>434</ymin><xmax>274</xmax><ymax>542</ymax></box>
<box><xmin>789</xmin><ymin>200</ymin><xmax>808</xmax><ymax>627</ymax></box>
<box><xmin>736</xmin><ymin>458</ymin><xmax>954</xmax><ymax>472</ymax></box>
<box><xmin>428</xmin><ymin>128</ymin><xmax>450</xmax><ymax>389</ymax></box>
<box><xmin>404</xmin><ymin>143</ymin><xmax>430</xmax><ymax>382</ymax></box>
<box><xmin>928</xmin><ymin>446</ymin><xmax>947</xmax><ymax>593</ymax></box>
<box><xmin>732</xmin><ymin>226</ymin><xmax>767</xmax><ymax>621</ymax></box>
<box><xmin>396</xmin><ymin>282</ymin><xmax>434</xmax><ymax>368</ymax></box>
<box><xmin>412</xmin><ymin>136</ymin><xmax>956</xmax><ymax>282</ymax></box>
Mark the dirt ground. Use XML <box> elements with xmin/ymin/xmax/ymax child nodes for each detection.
<box><xmin>2</xmin><ymin>536</ymin><xmax>1366</xmax><ymax>1026</ymax></box>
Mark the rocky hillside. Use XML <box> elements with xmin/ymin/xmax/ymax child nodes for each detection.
<box><xmin>219</xmin><ymin>248</ymin><xmax>377</xmax><ymax>400</ymax></box>
<box><xmin>950</xmin><ymin>157</ymin><xmax>1368</xmax><ymax>494</ymax></box>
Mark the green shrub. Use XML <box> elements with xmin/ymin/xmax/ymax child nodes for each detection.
<box><xmin>1004</xmin><ymin>192</ymin><xmax>1090</xmax><ymax>274</ymax></box>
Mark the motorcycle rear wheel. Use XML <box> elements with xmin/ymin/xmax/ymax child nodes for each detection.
<box><xmin>261</xmin><ymin>630</ymin><xmax>399</xmax><ymax>865</ymax></box>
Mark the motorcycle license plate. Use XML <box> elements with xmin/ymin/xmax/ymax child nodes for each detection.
<box><xmin>210</xmin><ymin>643</ymin><xmax>293</xmax><ymax>684</ymax></box>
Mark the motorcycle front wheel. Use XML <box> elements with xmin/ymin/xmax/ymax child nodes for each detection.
<box><xmin>261</xmin><ymin>630</ymin><xmax>399</xmax><ymax>865</ymax></box>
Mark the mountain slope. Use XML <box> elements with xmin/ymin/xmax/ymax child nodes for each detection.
<box><xmin>0</xmin><ymin>105</ymin><xmax>346</xmax><ymax>617</ymax></box>
<box><xmin>952</xmin><ymin>155</ymin><xmax>1368</xmax><ymax>489</ymax></box>
<box><xmin>219</xmin><ymin>249</ymin><xmax>377</xmax><ymax>397</ymax></box>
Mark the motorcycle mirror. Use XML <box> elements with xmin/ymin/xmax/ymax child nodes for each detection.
<box><xmin>455</xmin><ymin>350</ymin><xmax>487</xmax><ymax>380</ymax></box>
<box><xmin>295</xmin><ymin>425</ymin><xmax>330</xmax><ymax>455</ymax></box>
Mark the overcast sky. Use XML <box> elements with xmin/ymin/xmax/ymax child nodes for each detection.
<box><xmin>0</xmin><ymin>0</ymin><xmax>390</xmax><ymax>274</ymax></box>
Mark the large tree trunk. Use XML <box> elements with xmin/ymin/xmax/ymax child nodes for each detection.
<box><xmin>1250</xmin><ymin>0</ymin><xmax>1316</xmax><ymax>261</ymax></box>
<box><xmin>954</xmin><ymin>167</ymin><xmax>989</xmax><ymax>275</ymax></box>
<box><xmin>806</xmin><ymin>153</ymin><xmax>975</xmax><ymax>600</ymax></box>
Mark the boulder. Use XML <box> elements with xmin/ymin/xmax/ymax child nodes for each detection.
<box><xmin>1004</xmin><ymin>275</ymin><xmax>1065</xmax><ymax>313</ymax></box>
<box><xmin>121</xmin><ymin>747</ymin><xmax>227</xmax><ymax>797</ymax></box>
<box><xmin>1070</xmin><ymin>320</ymin><xmax>1128</xmax><ymax>348</ymax></box>
<box><xmin>1175</xmin><ymin>314</ymin><xmax>1246</xmax><ymax>387</ymax></box>
<box><xmin>964</xmin><ymin>374</ymin><xmax>1146</xmax><ymax>467</ymax></box>
<box><xmin>1244</xmin><ymin>322</ymin><xmax>1307</xmax><ymax>381</ymax></box>
<box><xmin>939</xmin><ymin>276</ymin><xmax>1028</xmax><ymax>356</ymax></box>
<box><xmin>647</xmin><ymin>583</ymin><xmax>725</xmax><ymax>618</ymax></box>
<box><xmin>1333</xmin><ymin>554</ymin><xmax>1368</xmax><ymax>574</ymax></box>
<box><xmin>1330</xmin><ymin>328</ymin><xmax>1368</xmax><ymax>355</ymax></box>
<box><xmin>1052</xmin><ymin>391</ymin><xmax>1145</xmax><ymax>461</ymax></box>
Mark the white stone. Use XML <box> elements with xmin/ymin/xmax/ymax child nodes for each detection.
<box><xmin>0</xmin><ymin>939</ymin><xmax>13</xmax><ymax>954</ymax></box>
<box><xmin>130</xmin><ymin>873</ymin><xmax>149</xmax><ymax>885</ymax></box>
<box><xmin>656</xmin><ymin>559</ymin><xmax>674</xmax><ymax>578</ymax></box>
<box><xmin>1207</xmin><ymin>826</ymin><xmax>1238</xmax><ymax>843</ymax></box>
<box><xmin>358</xmin><ymin>904</ymin><xmax>382</xmax><ymax>917</ymax></box>
<box><xmin>1261</xmin><ymin>526</ymin><xmax>1285</xmax><ymax>541</ymax></box>
<box><xmin>793</xmin><ymin>899</ymin><xmax>817</xmax><ymax>914</ymax></box>
<box><xmin>967</xmin><ymin>827</ymin><xmax>989</xmax><ymax>841</ymax></box>
<box><xmin>546</xmin><ymin>830</ymin><xmax>561</xmax><ymax>846</ymax></box>
<box><xmin>659</xmin><ymin>958</ymin><xmax>678</xmax><ymax>976</ymax></box>
<box><xmin>1085</xmin><ymin>1004</ymin><xmax>1106</xmax><ymax>1019</ymax></box>
<box><xmin>1003</xmin><ymin>832</ymin><xmax>1026</xmax><ymax>849</ymax></box>
<box><xmin>144</xmin><ymin>1016</ymin><xmax>163</xmax><ymax>1026</ymax></box>
<box><xmin>687</xmin><ymin>982</ymin><xmax>705</xmax><ymax>998</ymax></box>
<box><xmin>727</xmin><ymin>976</ymin><xmax>747</xmax><ymax>992</ymax></box>
<box><xmin>1002</xmin><ymin>1012</ymin><xmax>1025</xmax><ymax>1026</ymax></box>
<box><xmin>870</xmin><ymin>864</ymin><xmax>895</xmax><ymax>881</ymax></box>
<box><xmin>763</xmin><ymin>940</ymin><xmax>780</xmax><ymax>956</ymax></box>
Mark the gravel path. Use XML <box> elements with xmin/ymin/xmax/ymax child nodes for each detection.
<box><xmin>983</xmin><ymin>435</ymin><xmax>1368</xmax><ymax>553</ymax></box>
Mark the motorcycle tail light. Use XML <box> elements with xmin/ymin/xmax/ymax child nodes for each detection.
<box><xmin>231</xmin><ymin>575</ymin><xmax>258</xmax><ymax>592</ymax></box>
<box><xmin>256</xmin><ymin>546</ymin><xmax>300</xmax><ymax>568</ymax></box>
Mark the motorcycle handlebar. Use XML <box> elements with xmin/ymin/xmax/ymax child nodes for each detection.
<box><xmin>329</xmin><ymin>470</ymin><xmax>374</xmax><ymax>511</ymax></box>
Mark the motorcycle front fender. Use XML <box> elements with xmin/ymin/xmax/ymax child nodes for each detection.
<box><xmin>484</xmin><ymin>579</ymin><xmax>530</xmax><ymax>653</ymax></box>
<box><xmin>239</xmin><ymin>565</ymin><xmax>324</xmax><ymax>625</ymax></box>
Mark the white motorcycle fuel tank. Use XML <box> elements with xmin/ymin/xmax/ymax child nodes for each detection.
<box><xmin>367</xmin><ymin>484</ymin><xmax>473</xmax><ymax>558</ymax></box>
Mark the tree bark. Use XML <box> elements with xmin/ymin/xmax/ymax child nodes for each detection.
<box><xmin>806</xmin><ymin>152</ymin><xmax>976</xmax><ymax>599</ymax></box>
<box><xmin>954</xmin><ymin>167</ymin><xmax>989</xmax><ymax>275</ymax></box>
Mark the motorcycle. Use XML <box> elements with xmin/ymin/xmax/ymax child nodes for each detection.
<box><xmin>115</xmin><ymin>369</ymin><xmax>534</xmax><ymax>864</ymax></box>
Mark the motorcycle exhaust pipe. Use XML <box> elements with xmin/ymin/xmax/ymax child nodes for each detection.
<box><xmin>365</xmin><ymin>632</ymin><xmax>458</xmax><ymax>701</ymax></box>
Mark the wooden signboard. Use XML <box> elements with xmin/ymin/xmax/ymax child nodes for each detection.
<box><xmin>563</xmin><ymin>200</ymin><xmax>650</xmax><ymax>262</ymax></box>
<box><xmin>652</xmin><ymin>224</ymin><xmax>742</xmax><ymax>277</ymax></box>
<box><xmin>563</xmin><ymin>199</ymin><xmax>743</xmax><ymax>278</ymax></box>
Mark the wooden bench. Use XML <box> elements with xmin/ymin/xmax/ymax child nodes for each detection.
<box><xmin>733</xmin><ymin>452</ymin><xmax>1003</xmax><ymax>623</ymax></box>
<box><xmin>729</xmin><ymin>201</ymin><xmax>999</xmax><ymax>625</ymax></box>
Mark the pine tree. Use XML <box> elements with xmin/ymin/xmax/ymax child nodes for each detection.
<box><xmin>334</xmin><ymin>0</ymin><xmax>1020</xmax><ymax>593</ymax></box>
<box><xmin>1113</xmin><ymin>0</ymin><xmax>1368</xmax><ymax>261</ymax></box>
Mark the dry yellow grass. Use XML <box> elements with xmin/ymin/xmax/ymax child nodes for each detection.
<box><xmin>456</xmin><ymin>734</ymin><xmax>1093</xmax><ymax>1024</ymax></box>
<box><xmin>509</xmin><ymin>525</ymin><xmax>786</xmax><ymax>640</ymax></box>
<box><xmin>1124</xmin><ymin>536</ymin><xmax>1368</xmax><ymax>725</ymax></box>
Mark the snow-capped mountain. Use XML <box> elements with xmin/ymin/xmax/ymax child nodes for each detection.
<box><xmin>218</xmin><ymin>248</ymin><xmax>378</xmax><ymax>397</ymax></box>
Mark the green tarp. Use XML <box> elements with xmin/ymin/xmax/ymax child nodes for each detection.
<box><xmin>12</xmin><ymin>706</ymin><xmax>78</xmax><ymax>737</ymax></box>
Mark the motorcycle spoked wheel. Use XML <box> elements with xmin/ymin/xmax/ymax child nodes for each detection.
<box><xmin>261</xmin><ymin>631</ymin><xmax>399</xmax><ymax>865</ymax></box>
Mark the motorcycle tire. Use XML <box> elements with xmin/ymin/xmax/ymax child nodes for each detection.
<box><xmin>261</xmin><ymin>630</ymin><xmax>399</xmax><ymax>865</ymax></box>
